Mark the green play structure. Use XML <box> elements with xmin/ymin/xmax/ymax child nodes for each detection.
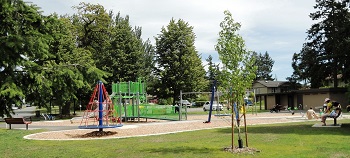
<box><xmin>111</xmin><ymin>78</ymin><xmax>185</xmax><ymax>121</ymax></box>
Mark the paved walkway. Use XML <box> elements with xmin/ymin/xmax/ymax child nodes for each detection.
<box><xmin>2</xmin><ymin>112</ymin><xmax>349</xmax><ymax>140</ymax></box>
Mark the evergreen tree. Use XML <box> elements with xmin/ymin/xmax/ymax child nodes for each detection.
<box><xmin>292</xmin><ymin>0</ymin><xmax>350</xmax><ymax>88</ymax></box>
<box><xmin>155</xmin><ymin>18</ymin><xmax>206</xmax><ymax>104</ymax></box>
<box><xmin>41</xmin><ymin>15</ymin><xmax>106</xmax><ymax>115</ymax></box>
<box><xmin>205</xmin><ymin>55</ymin><xmax>220</xmax><ymax>91</ymax></box>
<box><xmin>142</xmin><ymin>39</ymin><xmax>157</xmax><ymax>95</ymax></box>
<box><xmin>253</xmin><ymin>51</ymin><xmax>274</xmax><ymax>81</ymax></box>
<box><xmin>107</xmin><ymin>13</ymin><xmax>146</xmax><ymax>83</ymax></box>
<box><xmin>72</xmin><ymin>4</ymin><xmax>152</xmax><ymax>92</ymax></box>
<box><xmin>0</xmin><ymin>0</ymin><xmax>49</xmax><ymax>117</ymax></box>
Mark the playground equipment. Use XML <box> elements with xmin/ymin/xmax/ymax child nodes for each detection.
<box><xmin>204</xmin><ymin>80</ymin><xmax>217</xmax><ymax>123</ymax></box>
<box><xmin>111</xmin><ymin>78</ymin><xmax>146</xmax><ymax>122</ymax></box>
<box><xmin>79</xmin><ymin>81</ymin><xmax>122</xmax><ymax>131</ymax></box>
<box><xmin>112</xmin><ymin>78</ymin><xmax>180</xmax><ymax>121</ymax></box>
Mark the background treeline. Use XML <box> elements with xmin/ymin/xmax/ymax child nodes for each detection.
<box><xmin>0</xmin><ymin>1</ymin><xmax>276</xmax><ymax>117</ymax></box>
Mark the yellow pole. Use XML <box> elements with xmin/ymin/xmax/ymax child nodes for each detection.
<box><xmin>243</xmin><ymin>105</ymin><xmax>248</xmax><ymax>147</ymax></box>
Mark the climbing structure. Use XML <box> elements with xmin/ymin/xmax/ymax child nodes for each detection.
<box><xmin>79</xmin><ymin>81</ymin><xmax>122</xmax><ymax>131</ymax></box>
<box><xmin>112</xmin><ymin>78</ymin><xmax>180</xmax><ymax>121</ymax></box>
<box><xmin>112</xmin><ymin>78</ymin><xmax>146</xmax><ymax>121</ymax></box>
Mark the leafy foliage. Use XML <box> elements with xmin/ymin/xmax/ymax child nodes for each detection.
<box><xmin>253</xmin><ymin>51</ymin><xmax>274</xmax><ymax>81</ymax></box>
<box><xmin>106</xmin><ymin>13</ymin><xmax>149</xmax><ymax>83</ymax></box>
<box><xmin>68</xmin><ymin>3</ymin><xmax>155</xmax><ymax>112</ymax></box>
<box><xmin>292</xmin><ymin>0</ymin><xmax>350</xmax><ymax>88</ymax></box>
<box><xmin>155</xmin><ymin>19</ymin><xmax>206</xmax><ymax>104</ymax></box>
<box><xmin>0</xmin><ymin>0</ymin><xmax>48</xmax><ymax>117</ymax></box>
<box><xmin>1</xmin><ymin>0</ymin><xmax>214</xmax><ymax>116</ymax></box>
<box><xmin>205</xmin><ymin>55</ymin><xmax>220</xmax><ymax>92</ymax></box>
<box><xmin>1</xmin><ymin>1</ymin><xmax>119</xmax><ymax>116</ymax></box>
<box><xmin>215</xmin><ymin>10</ymin><xmax>257</xmax><ymax>104</ymax></box>
<box><xmin>72</xmin><ymin>4</ymin><xmax>153</xmax><ymax>91</ymax></box>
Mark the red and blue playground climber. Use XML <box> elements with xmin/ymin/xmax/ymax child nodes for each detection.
<box><xmin>79</xmin><ymin>81</ymin><xmax>122</xmax><ymax>131</ymax></box>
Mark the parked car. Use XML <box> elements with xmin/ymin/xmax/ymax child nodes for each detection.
<box><xmin>11</xmin><ymin>104</ymin><xmax>20</xmax><ymax>109</ymax></box>
<box><xmin>11</xmin><ymin>106</ymin><xmax>18</xmax><ymax>110</ymax></box>
<box><xmin>203</xmin><ymin>101</ymin><xmax>223</xmax><ymax>111</ymax></box>
<box><xmin>175</xmin><ymin>100</ymin><xmax>192</xmax><ymax>108</ymax></box>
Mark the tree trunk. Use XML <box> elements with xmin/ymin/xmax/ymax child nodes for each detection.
<box><xmin>62</xmin><ymin>101</ymin><xmax>71</xmax><ymax>116</ymax></box>
<box><xmin>333</xmin><ymin>66</ymin><xmax>338</xmax><ymax>88</ymax></box>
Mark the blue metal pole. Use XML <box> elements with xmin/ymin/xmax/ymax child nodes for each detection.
<box><xmin>206</xmin><ymin>80</ymin><xmax>216</xmax><ymax>123</ymax></box>
<box><xmin>233</xmin><ymin>102</ymin><xmax>239</xmax><ymax>120</ymax></box>
<box><xmin>98</xmin><ymin>81</ymin><xmax>103</xmax><ymax>131</ymax></box>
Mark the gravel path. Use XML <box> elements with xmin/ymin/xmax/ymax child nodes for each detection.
<box><xmin>23</xmin><ymin>113</ymin><xmax>318</xmax><ymax>140</ymax></box>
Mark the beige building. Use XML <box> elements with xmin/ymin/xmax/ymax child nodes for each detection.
<box><xmin>253</xmin><ymin>81</ymin><xmax>348</xmax><ymax>111</ymax></box>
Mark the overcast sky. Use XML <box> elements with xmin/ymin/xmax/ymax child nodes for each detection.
<box><xmin>29</xmin><ymin>0</ymin><xmax>316</xmax><ymax>81</ymax></box>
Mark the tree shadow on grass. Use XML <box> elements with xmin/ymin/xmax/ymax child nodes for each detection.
<box><xmin>215</xmin><ymin>122</ymin><xmax>350</xmax><ymax>136</ymax></box>
<box><xmin>142</xmin><ymin>146</ymin><xmax>214</xmax><ymax>155</ymax></box>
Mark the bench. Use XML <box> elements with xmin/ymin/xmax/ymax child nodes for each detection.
<box><xmin>4</xmin><ymin>117</ymin><xmax>32</xmax><ymax>130</ymax></box>
<box><xmin>327</xmin><ymin>108</ymin><xmax>342</xmax><ymax>126</ymax></box>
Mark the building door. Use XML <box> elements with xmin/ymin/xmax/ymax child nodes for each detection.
<box><xmin>275</xmin><ymin>95</ymin><xmax>281</xmax><ymax>105</ymax></box>
<box><xmin>288</xmin><ymin>95</ymin><xmax>294</xmax><ymax>108</ymax></box>
<box><xmin>297</xmin><ymin>94</ymin><xmax>303</xmax><ymax>109</ymax></box>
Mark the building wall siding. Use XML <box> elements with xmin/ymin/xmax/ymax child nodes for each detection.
<box><xmin>253</xmin><ymin>83</ymin><xmax>268</xmax><ymax>94</ymax></box>
<box><xmin>266</xmin><ymin>95</ymin><xmax>276</xmax><ymax>109</ymax></box>
<box><xmin>280</xmin><ymin>95</ymin><xmax>288</xmax><ymax>106</ymax></box>
<box><xmin>253</xmin><ymin>81</ymin><xmax>348</xmax><ymax>110</ymax></box>
<box><xmin>329</xmin><ymin>93</ymin><xmax>347</xmax><ymax>108</ymax></box>
<box><xmin>302</xmin><ymin>93</ymin><xmax>328</xmax><ymax>108</ymax></box>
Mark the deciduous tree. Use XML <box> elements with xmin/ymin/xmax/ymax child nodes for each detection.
<box><xmin>215</xmin><ymin>10</ymin><xmax>257</xmax><ymax>105</ymax></box>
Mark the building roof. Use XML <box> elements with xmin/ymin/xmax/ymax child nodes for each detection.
<box><xmin>256</xmin><ymin>81</ymin><xmax>289</xmax><ymax>88</ymax></box>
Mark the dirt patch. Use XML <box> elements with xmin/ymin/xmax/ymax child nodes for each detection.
<box><xmin>66</xmin><ymin>131</ymin><xmax>118</xmax><ymax>138</ymax></box>
<box><xmin>223</xmin><ymin>146</ymin><xmax>260</xmax><ymax>154</ymax></box>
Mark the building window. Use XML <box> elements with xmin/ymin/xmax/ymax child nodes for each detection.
<box><xmin>272</xmin><ymin>88</ymin><xmax>276</xmax><ymax>93</ymax></box>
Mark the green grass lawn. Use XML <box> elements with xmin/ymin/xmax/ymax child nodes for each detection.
<box><xmin>1</xmin><ymin>120</ymin><xmax>350</xmax><ymax>158</ymax></box>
